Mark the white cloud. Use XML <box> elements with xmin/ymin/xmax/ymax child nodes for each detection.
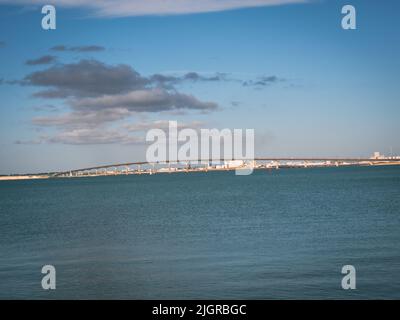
<box><xmin>32</xmin><ymin>108</ymin><xmax>132</xmax><ymax>129</ymax></box>
<box><xmin>47</xmin><ymin>128</ymin><xmax>144</xmax><ymax>145</ymax></box>
<box><xmin>0</xmin><ymin>0</ymin><xmax>307</xmax><ymax>17</ymax></box>
<box><xmin>72</xmin><ymin>88</ymin><xmax>218</xmax><ymax>112</ymax></box>
<box><xmin>123</xmin><ymin>119</ymin><xmax>205</xmax><ymax>132</ymax></box>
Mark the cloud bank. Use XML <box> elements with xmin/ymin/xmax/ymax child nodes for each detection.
<box><xmin>19</xmin><ymin>59</ymin><xmax>220</xmax><ymax>144</ymax></box>
<box><xmin>15</xmin><ymin>58</ymin><xmax>283</xmax><ymax>145</ymax></box>
<box><xmin>24</xmin><ymin>59</ymin><xmax>149</xmax><ymax>98</ymax></box>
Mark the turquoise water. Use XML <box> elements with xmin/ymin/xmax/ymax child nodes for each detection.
<box><xmin>0</xmin><ymin>166</ymin><xmax>399</xmax><ymax>299</ymax></box>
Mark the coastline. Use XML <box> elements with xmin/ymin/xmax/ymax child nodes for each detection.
<box><xmin>1</xmin><ymin>161</ymin><xmax>400</xmax><ymax>181</ymax></box>
<box><xmin>0</xmin><ymin>175</ymin><xmax>50</xmax><ymax>181</ymax></box>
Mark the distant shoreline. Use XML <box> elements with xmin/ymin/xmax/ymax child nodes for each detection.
<box><xmin>0</xmin><ymin>175</ymin><xmax>50</xmax><ymax>181</ymax></box>
<box><xmin>1</xmin><ymin>162</ymin><xmax>400</xmax><ymax>181</ymax></box>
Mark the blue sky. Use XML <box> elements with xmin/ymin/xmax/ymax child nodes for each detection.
<box><xmin>0</xmin><ymin>0</ymin><xmax>399</xmax><ymax>174</ymax></box>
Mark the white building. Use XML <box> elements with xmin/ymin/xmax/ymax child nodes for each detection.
<box><xmin>224</xmin><ymin>160</ymin><xmax>245</xmax><ymax>168</ymax></box>
<box><xmin>372</xmin><ymin>152</ymin><xmax>385</xmax><ymax>160</ymax></box>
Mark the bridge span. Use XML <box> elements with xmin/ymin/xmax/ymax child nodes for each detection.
<box><xmin>52</xmin><ymin>157</ymin><xmax>400</xmax><ymax>178</ymax></box>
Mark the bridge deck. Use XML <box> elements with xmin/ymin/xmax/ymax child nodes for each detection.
<box><xmin>53</xmin><ymin>158</ymin><xmax>400</xmax><ymax>176</ymax></box>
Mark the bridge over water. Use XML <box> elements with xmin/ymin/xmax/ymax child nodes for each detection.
<box><xmin>52</xmin><ymin>157</ymin><xmax>400</xmax><ymax>177</ymax></box>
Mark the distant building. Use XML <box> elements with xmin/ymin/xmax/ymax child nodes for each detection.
<box><xmin>224</xmin><ymin>160</ymin><xmax>244</xmax><ymax>168</ymax></box>
<box><xmin>372</xmin><ymin>152</ymin><xmax>384</xmax><ymax>160</ymax></box>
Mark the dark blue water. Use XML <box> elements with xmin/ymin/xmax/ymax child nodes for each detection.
<box><xmin>0</xmin><ymin>166</ymin><xmax>399</xmax><ymax>299</ymax></box>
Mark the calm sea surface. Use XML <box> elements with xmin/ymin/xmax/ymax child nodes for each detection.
<box><xmin>0</xmin><ymin>166</ymin><xmax>399</xmax><ymax>299</ymax></box>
